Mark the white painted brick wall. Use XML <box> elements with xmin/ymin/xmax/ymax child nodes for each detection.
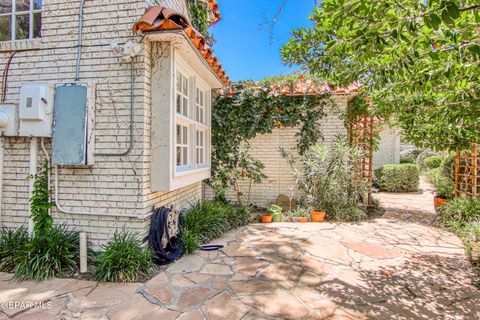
<box><xmin>0</xmin><ymin>0</ymin><xmax>201</xmax><ymax>249</ymax></box>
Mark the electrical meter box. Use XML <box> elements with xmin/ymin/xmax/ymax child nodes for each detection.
<box><xmin>19</xmin><ymin>83</ymin><xmax>52</xmax><ymax>137</ymax></box>
<box><xmin>52</xmin><ymin>82</ymin><xmax>95</xmax><ymax>166</ymax></box>
<box><xmin>0</xmin><ymin>104</ymin><xmax>17</xmax><ymax>136</ymax></box>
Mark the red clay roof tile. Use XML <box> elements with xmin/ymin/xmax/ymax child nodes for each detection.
<box><xmin>133</xmin><ymin>6</ymin><xmax>229</xmax><ymax>86</ymax></box>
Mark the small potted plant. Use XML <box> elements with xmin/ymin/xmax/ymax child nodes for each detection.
<box><xmin>295</xmin><ymin>208</ymin><xmax>310</xmax><ymax>223</ymax></box>
<box><xmin>432</xmin><ymin>173</ymin><xmax>454</xmax><ymax>211</ymax></box>
<box><xmin>261</xmin><ymin>208</ymin><xmax>273</xmax><ymax>223</ymax></box>
<box><xmin>310</xmin><ymin>209</ymin><xmax>326</xmax><ymax>222</ymax></box>
<box><xmin>269</xmin><ymin>205</ymin><xmax>283</xmax><ymax>222</ymax></box>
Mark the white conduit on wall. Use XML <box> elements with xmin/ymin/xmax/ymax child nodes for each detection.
<box><xmin>28</xmin><ymin>137</ymin><xmax>38</xmax><ymax>235</ymax></box>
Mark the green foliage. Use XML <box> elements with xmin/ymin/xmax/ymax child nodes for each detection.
<box><xmin>182</xmin><ymin>231</ymin><xmax>201</xmax><ymax>255</ymax></box>
<box><xmin>28</xmin><ymin>161</ymin><xmax>53</xmax><ymax>235</ymax></box>
<box><xmin>376</xmin><ymin>164</ymin><xmax>419</xmax><ymax>192</ymax></box>
<box><xmin>424</xmin><ymin>156</ymin><xmax>443</xmax><ymax>170</ymax></box>
<box><xmin>441</xmin><ymin>153</ymin><xmax>456</xmax><ymax>178</ymax></box>
<box><xmin>416</xmin><ymin>150</ymin><xmax>438</xmax><ymax>169</ymax></box>
<box><xmin>282</xmin><ymin>137</ymin><xmax>369</xmax><ymax>221</ymax></box>
<box><xmin>294</xmin><ymin>208</ymin><xmax>311</xmax><ymax>219</ymax></box>
<box><xmin>94</xmin><ymin>233</ymin><xmax>155</xmax><ymax>283</ymax></box>
<box><xmin>14</xmin><ymin>226</ymin><xmax>79</xmax><ymax>281</ymax></box>
<box><xmin>426</xmin><ymin>167</ymin><xmax>455</xmax><ymax>199</ymax></box>
<box><xmin>181</xmin><ymin>201</ymin><xmax>253</xmax><ymax>254</ymax></box>
<box><xmin>268</xmin><ymin>205</ymin><xmax>282</xmax><ymax>216</ymax></box>
<box><xmin>400</xmin><ymin>149</ymin><xmax>423</xmax><ymax>164</ymax></box>
<box><xmin>187</xmin><ymin>0</ymin><xmax>215</xmax><ymax>45</ymax></box>
<box><xmin>211</xmin><ymin>81</ymin><xmax>332</xmax><ymax>203</ymax></box>
<box><xmin>439</xmin><ymin>197</ymin><xmax>480</xmax><ymax>230</ymax></box>
<box><xmin>0</xmin><ymin>227</ymin><xmax>29</xmax><ymax>272</ymax></box>
<box><xmin>282</xmin><ymin>0</ymin><xmax>480</xmax><ymax>151</ymax></box>
<box><xmin>438</xmin><ymin>197</ymin><xmax>480</xmax><ymax>264</ymax></box>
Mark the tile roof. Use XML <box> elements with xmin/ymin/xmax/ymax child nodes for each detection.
<box><xmin>269</xmin><ymin>80</ymin><xmax>360</xmax><ymax>95</ymax></box>
<box><xmin>133</xmin><ymin>6</ymin><xmax>230</xmax><ymax>86</ymax></box>
<box><xmin>207</xmin><ymin>0</ymin><xmax>221</xmax><ymax>25</ymax></box>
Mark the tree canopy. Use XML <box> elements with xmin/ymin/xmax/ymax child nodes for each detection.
<box><xmin>281</xmin><ymin>0</ymin><xmax>480</xmax><ymax>151</ymax></box>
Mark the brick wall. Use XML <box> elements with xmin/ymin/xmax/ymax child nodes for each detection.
<box><xmin>204</xmin><ymin>95</ymin><xmax>401</xmax><ymax>208</ymax></box>
<box><xmin>0</xmin><ymin>0</ymin><xmax>202</xmax><ymax>249</ymax></box>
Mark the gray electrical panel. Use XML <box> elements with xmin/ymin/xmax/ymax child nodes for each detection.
<box><xmin>52</xmin><ymin>83</ymin><xmax>93</xmax><ymax>166</ymax></box>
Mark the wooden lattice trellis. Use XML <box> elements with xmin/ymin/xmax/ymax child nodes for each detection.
<box><xmin>348</xmin><ymin>115</ymin><xmax>376</xmax><ymax>205</ymax></box>
<box><xmin>455</xmin><ymin>143</ymin><xmax>480</xmax><ymax>197</ymax></box>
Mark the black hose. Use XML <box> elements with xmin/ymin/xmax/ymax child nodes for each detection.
<box><xmin>148</xmin><ymin>207</ymin><xmax>183</xmax><ymax>264</ymax></box>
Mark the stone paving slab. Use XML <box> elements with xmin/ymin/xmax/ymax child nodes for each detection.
<box><xmin>1</xmin><ymin>182</ymin><xmax>479</xmax><ymax>319</ymax></box>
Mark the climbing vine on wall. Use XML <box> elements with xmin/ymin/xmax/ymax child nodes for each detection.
<box><xmin>210</xmin><ymin>81</ymin><xmax>333</xmax><ymax>204</ymax></box>
<box><xmin>186</xmin><ymin>0</ymin><xmax>215</xmax><ymax>46</ymax></box>
<box><xmin>28</xmin><ymin>161</ymin><xmax>54</xmax><ymax>235</ymax></box>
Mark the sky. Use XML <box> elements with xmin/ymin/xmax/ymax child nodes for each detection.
<box><xmin>210</xmin><ymin>0</ymin><xmax>315</xmax><ymax>82</ymax></box>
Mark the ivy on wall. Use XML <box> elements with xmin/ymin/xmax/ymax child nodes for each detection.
<box><xmin>186</xmin><ymin>0</ymin><xmax>215</xmax><ymax>46</ymax></box>
<box><xmin>210</xmin><ymin>80</ymin><xmax>333</xmax><ymax>204</ymax></box>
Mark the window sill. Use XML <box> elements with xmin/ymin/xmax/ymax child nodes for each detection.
<box><xmin>0</xmin><ymin>38</ymin><xmax>42</xmax><ymax>51</ymax></box>
<box><xmin>174</xmin><ymin>166</ymin><xmax>210</xmax><ymax>178</ymax></box>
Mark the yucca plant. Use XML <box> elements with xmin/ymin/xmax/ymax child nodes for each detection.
<box><xmin>14</xmin><ymin>226</ymin><xmax>79</xmax><ymax>281</ymax></box>
<box><xmin>94</xmin><ymin>233</ymin><xmax>155</xmax><ymax>283</ymax></box>
<box><xmin>0</xmin><ymin>227</ymin><xmax>29</xmax><ymax>272</ymax></box>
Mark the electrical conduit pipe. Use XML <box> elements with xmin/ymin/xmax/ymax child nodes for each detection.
<box><xmin>28</xmin><ymin>137</ymin><xmax>38</xmax><ymax>235</ymax></box>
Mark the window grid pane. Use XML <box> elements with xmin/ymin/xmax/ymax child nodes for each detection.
<box><xmin>1</xmin><ymin>1</ymin><xmax>42</xmax><ymax>41</ymax></box>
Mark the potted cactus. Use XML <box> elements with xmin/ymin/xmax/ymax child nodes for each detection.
<box><xmin>269</xmin><ymin>205</ymin><xmax>283</xmax><ymax>222</ymax></box>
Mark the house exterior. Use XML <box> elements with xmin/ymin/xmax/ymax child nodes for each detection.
<box><xmin>0</xmin><ymin>0</ymin><xmax>226</xmax><ymax>248</ymax></box>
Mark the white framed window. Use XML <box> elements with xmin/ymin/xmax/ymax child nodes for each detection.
<box><xmin>195</xmin><ymin>87</ymin><xmax>205</xmax><ymax>124</ymax></box>
<box><xmin>176</xmin><ymin>123</ymin><xmax>189</xmax><ymax>170</ymax></box>
<box><xmin>176</xmin><ymin>71</ymin><xmax>189</xmax><ymax>116</ymax></box>
<box><xmin>195</xmin><ymin>129</ymin><xmax>207</xmax><ymax>165</ymax></box>
<box><xmin>0</xmin><ymin>0</ymin><xmax>42</xmax><ymax>42</ymax></box>
<box><xmin>174</xmin><ymin>58</ymin><xmax>211</xmax><ymax>174</ymax></box>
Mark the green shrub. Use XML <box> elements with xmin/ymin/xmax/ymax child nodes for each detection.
<box><xmin>14</xmin><ymin>226</ymin><xmax>79</xmax><ymax>281</ymax></box>
<box><xmin>400</xmin><ymin>149</ymin><xmax>423</xmax><ymax>164</ymax></box>
<box><xmin>376</xmin><ymin>164</ymin><xmax>419</xmax><ymax>192</ymax></box>
<box><xmin>0</xmin><ymin>227</ymin><xmax>29</xmax><ymax>272</ymax></box>
<box><xmin>416</xmin><ymin>150</ymin><xmax>437</xmax><ymax>168</ymax></box>
<box><xmin>441</xmin><ymin>153</ymin><xmax>456</xmax><ymax>179</ymax></box>
<box><xmin>438</xmin><ymin>198</ymin><xmax>480</xmax><ymax>264</ymax></box>
<box><xmin>424</xmin><ymin>156</ymin><xmax>443</xmax><ymax>170</ymax></box>
<box><xmin>182</xmin><ymin>231</ymin><xmax>201</xmax><ymax>255</ymax></box>
<box><xmin>181</xmin><ymin>201</ymin><xmax>253</xmax><ymax>254</ymax></box>
<box><xmin>328</xmin><ymin>206</ymin><xmax>367</xmax><ymax>222</ymax></box>
<box><xmin>438</xmin><ymin>198</ymin><xmax>480</xmax><ymax>230</ymax></box>
<box><xmin>94</xmin><ymin>233</ymin><xmax>154</xmax><ymax>282</ymax></box>
<box><xmin>425</xmin><ymin>167</ymin><xmax>454</xmax><ymax>199</ymax></box>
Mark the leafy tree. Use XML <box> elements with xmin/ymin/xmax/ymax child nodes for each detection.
<box><xmin>281</xmin><ymin>0</ymin><xmax>480</xmax><ymax>151</ymax></box>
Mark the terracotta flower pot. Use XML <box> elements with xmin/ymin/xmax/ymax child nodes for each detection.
<box><xmin>297</xmin><ymin>217</ymin><xmax>308</xmax><ymax>223</ymax></box>
<box><xmin>310</xmin><ymin>210</ymin><xmax>326</xmax><ymax>222</ymax></box>
<box><xmin>433</xmin><ymin>196</ymin><xmax>449</xmax><ymax>211</ymax></box>
<box><xmin>261</xmin><ymin>214</ymin><xmax>273</xmax><ymax>223</ymax></box>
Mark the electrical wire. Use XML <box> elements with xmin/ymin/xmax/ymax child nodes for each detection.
<box><xmin>1</xmin><ymin>51</ymin><xmax>17</xmax><ymax>103</ymax></box>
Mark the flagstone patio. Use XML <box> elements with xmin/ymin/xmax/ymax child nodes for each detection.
<box><xmin>1</xmin><ymin>183</ymin><xmax>479</xmax><ymax>319</ymax></box>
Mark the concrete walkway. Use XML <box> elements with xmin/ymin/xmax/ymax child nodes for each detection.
<box><xmin>1</xmin><ymin>183</ymin><xmax>479</xmax><ymax>319</ymax></box>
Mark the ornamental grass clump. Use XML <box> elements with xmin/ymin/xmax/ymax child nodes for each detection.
<box><xmin>14</xmin><ymin>226</ymin><xmax>79</xmax><ymax>281</ymax></box>
<box><xmin>0</xmin><ymin>227</ymin><xmax>29</xmax><ymax>272</ymax></box>
<box><xmin>94</xmin><ymin>233</ymin><xmax>155</xmax><ymax>283</ymax></box>
<box><xmin>181</xmin><ymin>200</ymin><xmax>254</xmax><ymax>254</ymax></box>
